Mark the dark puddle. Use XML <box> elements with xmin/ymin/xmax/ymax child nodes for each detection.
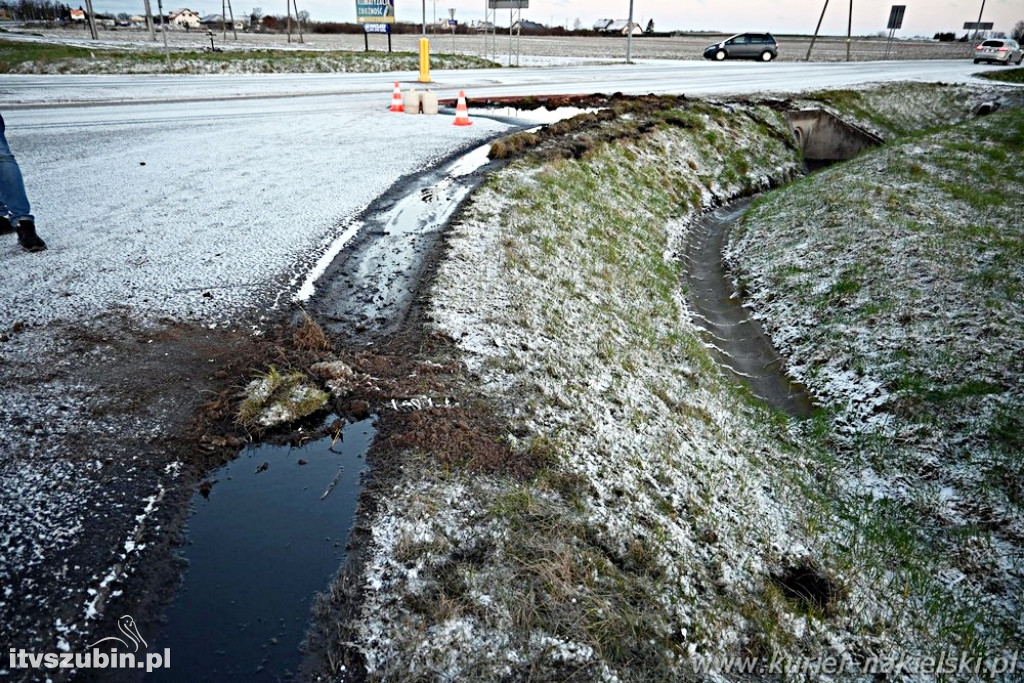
<box><xmin>152</xmin><ymin>418</ymin><xmax>375</xmax><ymax>681</ymax></box>
<box><xmin>682</xmin><ymin>200</ymin><xmax>814</xmax><ymax>417</ymax></box>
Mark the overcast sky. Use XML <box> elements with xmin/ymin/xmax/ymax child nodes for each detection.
<box><xmin>99</xmin><ymin>0</ymin><xmax>1021</xmax><ymax>37</ymax></box>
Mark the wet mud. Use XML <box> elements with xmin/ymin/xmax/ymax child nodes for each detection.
<box><xmin>304</xmin><ymin>144</ymin><xmax>499</xmax><ymax>346</ymax></box>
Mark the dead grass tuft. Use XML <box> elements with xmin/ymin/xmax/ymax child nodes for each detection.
<box><xmin>381</xmin><ymin>406</ymin><xmax>548</xmax><ymax>478</ymax></box>
<box><xmin>294</xmin><ymin>310</ymin><xmax>333</xmax><ymax>352</ymax></box>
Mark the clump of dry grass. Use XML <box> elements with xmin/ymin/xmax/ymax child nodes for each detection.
<box><xmin>294</xmin><ymin>310</ymin><xmax>333</xmax><ymax>352</ymax></box>
<box><xmin>489</xmin><ymin>132</ymin><xmax>541</xmax><ymax>160</ymax></box>
<box><xmin>381</xmin><ymin>406</ymin><xmax>551</xmax><ymax>478</ymax></box>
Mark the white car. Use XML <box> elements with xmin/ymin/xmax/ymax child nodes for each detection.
<box><xmin>973</xmin><ymin>39</ymin><xmax>1024</xmax><ymax>65</ymax></box>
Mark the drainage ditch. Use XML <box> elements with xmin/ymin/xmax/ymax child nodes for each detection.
<box><xmin>683</xmin><ymin>108</ymin><xmax>883</xmax><ymax>416</ymax></box>
<box><xmin>683</xmin><ymin>200</ymin><xmax>815</xmax><ymax>418</ymax></box>
<box><xmin>154</xmin><ymin>115</ymin><xmax>597</xmax><ymax>679</ymax></box>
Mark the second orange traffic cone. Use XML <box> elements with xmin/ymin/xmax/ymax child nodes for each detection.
<box><xmin>453</xmin><ymin>90</ymin><xmax>472</xmax><ymax>126</ymax></box>
<box><xmin>389</xmin><ymin>82</ymin><xmax>404</xmax><ymax>113</ymax></box>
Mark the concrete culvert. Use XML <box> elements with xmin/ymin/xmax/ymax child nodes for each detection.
<box><xmin>974</xmin><ymin>101</ymin><xmax>1001</xmax><ymax>117</ymax></box>
<box><xmin>786</xmin><ymin>109</ymin><xmax>883</xmax><ymax>168</ymax></box>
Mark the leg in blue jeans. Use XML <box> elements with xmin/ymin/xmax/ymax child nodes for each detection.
<box><xmin>0</xmin><ymin>114</ymin><xmax>35</xmax><ymax>223</ymax></box>
<box><xmin>0</xmin><ymin>113</ymin><xmax>45</xmax><ymax>251</ymax></box>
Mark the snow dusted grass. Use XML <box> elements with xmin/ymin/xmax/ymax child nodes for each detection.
<box><xmin>338</xmin><ymin>98</ymin><xmax>999</xmax><ymax>679</ymax></box>
<box><xmin>978</xmin><ymin>67</ymin><xmax>1024</xmax><ymax>85</ymax></box>
<box><xmin>801</xmin><ymin>82</ymin><xmax>1014</xmax><ymax>138</ymax></box>
<box><xmin>0</xmin><ymin>38</ymin><xmax>496</xmax><ymax>74</ymax></box>
<box><xmin>729</xmin><ymin>107</ymin><xmax>1024</xmax><ymax>659</ymax></box>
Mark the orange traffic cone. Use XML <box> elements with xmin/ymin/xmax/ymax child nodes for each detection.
<box><xmin>453</xmin><ymin>90</ymin><xmax>472</xmax><ymax>126</ymax></box>
<box><xmin>389</xmin><ymin>82</ymin><xmax>404</xmax><ymax>113</ymax></box>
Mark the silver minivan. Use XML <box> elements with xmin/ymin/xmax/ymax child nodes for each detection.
<box><xmin>703</xmin><ymin>33</ymin><xmax>779</xmax><ymax>62</ymax></box>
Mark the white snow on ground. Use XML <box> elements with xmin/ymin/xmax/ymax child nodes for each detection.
<box><xmin>344</xmin><ymin>102</ymin><xmax>953</xmax><ymax>679</ymax></box>
<box><xmin>0</xmin><ymin>75</ymin><xmax>507</xmax><ymax>661</ymax></box>
<box><xmin>0</xmin><ymin>94</ymin><xmax>508</xmax><ymax>331</ymax></box>
<box><xmin>727</xmin><ymin>104</ymin><xmax>1023</xmax><ymax>656</ymax></box>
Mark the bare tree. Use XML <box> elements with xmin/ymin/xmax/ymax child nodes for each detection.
<box><xmin>1012</xmin><ymin>20</ymin><xmax>1024</xmax><ymax>43</ymax></box>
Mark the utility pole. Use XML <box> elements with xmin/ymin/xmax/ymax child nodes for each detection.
<box><xmin>292</xmin><ymin>0</ymin><xmax>303</xmax><ymax>43</ymax></box>
<box><xmin>83</xmin><ymin>0</ymin><xmax>98</xmax><ymax>39</ymax></box>
<box><xmin>143</xmin><ymin>0</ymin><xmax>156</xmax><ymax>40</ymax></box>
<box><xmin>286</xmin><ymin>0</ymin><xmax>292</xmax><ymax>42</ymax></box>
<box><xmin>221</xmin><ymin>0</ymin><xmax>227</xmax><ymax>40</ymax></box>
<box><xmin>422</xmin><ymin>0</ymin><xmax>426</xmax><ymax>35</ymax></box>
<box><xmin>226</xmin><ymin>0</ymin><xmax>237</xmax><ymax>39</ymax></box>
<box><xmin>806</xmin><ymin>0</ymin><xmax>829</xmax><ymax>61</ymax></box>
<box><xmin>972</xmin><ymin>0</ymin><xmax>987</xmax><ymax>42</ymax></box>
<box><xmin>625</xmin><ymin>0</ymin><xmax>635</xmax><ymax>63</ymax></box>
<box><xmin>846</xmin><ymin>0</ymin><xmax>853</xmax><ymax>62</ymax></box>
<box><xmin>156</xmin><ymin>0</ymin><xmax>170</xmax><ymax>66</ymax></box>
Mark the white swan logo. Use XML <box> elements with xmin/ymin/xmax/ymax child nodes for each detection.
<box><xmin>87</xmin><ymin>615</ymin><xmax>147</xmax><ymax>653</ymax></box>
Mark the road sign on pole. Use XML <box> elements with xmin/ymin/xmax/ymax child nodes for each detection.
<box><xmin>886</xmin><ymin>5</ymin><xmax>905</xmax><ymax>30</ymax></box>
<box><xmin>884</xmin><ymin>5</ymin><xmax>905</xmax><ymax>59</ymax></box>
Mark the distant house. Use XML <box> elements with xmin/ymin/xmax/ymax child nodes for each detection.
<box><xmin>200</xmin><ymin>13</ymin><xmax>246</xmax><ymax>30</ymax></box>
<box><xmin>606</xmin><ymin>19</ymin><xmax>641</xmax><ymax>35</ymax></box>
<box><xmin>168</xmin><ymin>8</ymin><xmax>201</xmax><ymax>29</ymax></box>
<box><xmin>593</xmin><ymin>18</ymin><xmax>613</xmax><ymax>32</ymax></box>
<box><xmin>513</xmin><ymin>19</ymin><xmax>545</xmax><ymax>33</ymax></box>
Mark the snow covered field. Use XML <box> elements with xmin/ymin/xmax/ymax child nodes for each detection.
<box><xmin>1</xmin><ymin>27</ymin><xmax>975</xmax><ymax>66</ymax></box>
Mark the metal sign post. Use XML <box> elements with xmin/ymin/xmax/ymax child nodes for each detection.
<box><xmin>449</xmin><ymin>8</ymin><xmax>456</xmax><ymax>53</ymax></box>
<box><xmin>625</xmin><ymin>0</ymin><xmax>634</xmax><ymax>63</ymax></box>
<box><xmin>884</xmin><ymin>5</ymin><xmax>905</xmax><ymax>59</ymax></box>
<box><xmin>489</xmin><ymin>0</ymin><xmax>527</xmax><ymax>66</ymax></box>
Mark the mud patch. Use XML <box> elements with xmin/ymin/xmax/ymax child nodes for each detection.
<box><xmin>770</xmin><ymin>560</ymin><xmax>845</xmax><ymax>616</ymax></box>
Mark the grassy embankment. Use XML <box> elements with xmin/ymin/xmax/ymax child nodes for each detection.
<box><xmin>0</xmin><ymin>37</ymin><xmax>497</xmax><ymax>74</ymax></box>
<box><xmin>977</xmin><ymin>66</ymin><xmax>1024</xmax><ymax>84</ymax></box>
<box><xmin>730</xmin><ymin>95</ymin><xmax>1023</xmax><ymax>661</ymax></box>
<box><xmin>316</xmin><ymin>85</ymin><xmax>1018</xmax><ymax>680</ymax></box>
<box><xmin>729</xmin><ymin>96</ymin><xmax>1024</xmax><ymax>634</ymax></box>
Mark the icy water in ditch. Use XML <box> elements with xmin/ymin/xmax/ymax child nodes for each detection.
<box><xmin>683</xmin><ymin>200</ymin><xmax>814</xmax><ymax>417</ymax></box>
<box><xmin>152</xmin><ymin>418</ymin><xmax>375</xmax><ymax>681</ymax></box>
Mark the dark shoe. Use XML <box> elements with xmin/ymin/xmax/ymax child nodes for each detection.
<box><xmin>0</xmin><ymin>214</ymin><xmax>13</xmax><ymax>235</ymax></box>
<box><xmin>15</xmin><ymin>220</ymin><xmax>46</xmax><ymax>252</ymax></box>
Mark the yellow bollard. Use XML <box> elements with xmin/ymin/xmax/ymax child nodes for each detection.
<box><xmin>418</xmin><ymin>37</ymin><xmax>431</xmax><ymax>83</ymax></box>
